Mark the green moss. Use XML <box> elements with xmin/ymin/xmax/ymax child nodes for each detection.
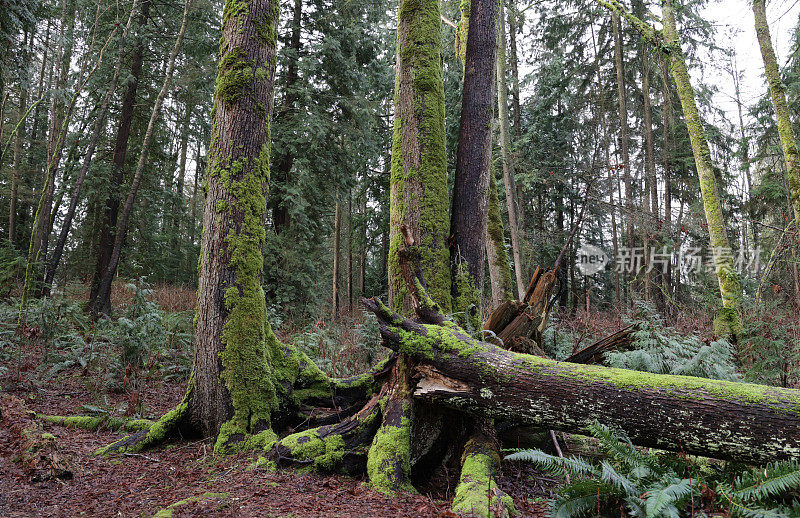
<box><xmin>41</xmin><ymin>415</ymin><xmax>153</xmax><ymax>433</ymax></box>
<box><xmin>486</xmin><ymin>172</ymin><xmax>514</xmax><ymax>302</ymax></box>
<box><xmin>452</xmin><ymin>446</ymin><xmax>515</xmax><ymax>518</ymax></box>
<box><xmin>215</xmin><ymin>47</ymin><xmax>254</xmax><ymax>104</ymax></box>
<box><xmin>153</xmin><ymin>492</ymin><xmax>230</xmax><ymax>518</ymax></box>
<box><xmin>451</xmin><ymin>260</ymin><xmax>482</xmax><ymax>331</ymax></box>
<box><xmin>255</xmin><ymin>1</ymin><xmax>280</xmax><ymax>45</ymax></box>
<box><xmin>279</xmin><ymin>429</ymin><xmax>347</xmax><ymax>471</ymax></box>
<box><xmin>388</xmin><ymin>0</ymin><xmax>451</xmax><ymax>314</ymax></box>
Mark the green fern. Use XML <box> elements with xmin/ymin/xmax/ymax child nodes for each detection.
<box><xmin>551</xmin><ymin>480</ymin><xmax>621</xmax><ymax>518</ymax></box>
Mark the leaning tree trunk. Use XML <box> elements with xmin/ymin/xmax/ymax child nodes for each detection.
<box><xmin>44</xmin><ymin>4</ymin><xmax>139</xmax><ymax>294</ymax></box>
<box><xmin>595</xmin><ymin>0</ymin><xmax>745</xmax><ymax>338</ymax></box>
<box><xmin>88</xmin><ymin>0</ymin><xmax>190</xmax><ymax>317</ymax></box>
<box><xmin>753</xmin><ymin>0</ymin><xmax>800</xmax><ymax>226</ymax></box>
<box><xmin>659</xmin><ymin>0</ymin><xmax>743</xmax><ymax>338</ymax></box>
<box><xmin>366</xmin><ymin>297</ymin><xmax>800</xmax><ymax>466</ymax></box>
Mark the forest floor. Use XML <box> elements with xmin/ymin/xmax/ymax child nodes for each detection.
<box><xmin>0</xmin><ymin>340</ymin><xmax>553</xmax><ymax>517</ymax></box>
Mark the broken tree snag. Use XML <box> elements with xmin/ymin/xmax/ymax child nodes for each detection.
<box><xmin>365</xmin><ymin>298</ymin><xmax>800</xmax><ymax>465</ymax></box>
<box><xmin>452</xmin><ymin>419</ymin><xmax>516</xmax><ymax>518</ymax></box>
<box><xmin>564</xmin><ymin>324</ymin><xmax>637</xmax><ymax>364</ymax></box>
<box><xmin>483</xmin><ymin>265</ymin><xmax>556</xmax><ymax>353</ymax></box>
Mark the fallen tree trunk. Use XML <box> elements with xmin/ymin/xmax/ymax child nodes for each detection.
<box><xmin>366</xmin><ymin>298</ymin><xmax>800</xmax><ymax>465</ymax></box>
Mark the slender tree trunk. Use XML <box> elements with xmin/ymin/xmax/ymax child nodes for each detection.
<box><xmin>88</xmin><ymin>0</ymin><xmax>192</xmax><ymax>317</ymax></box>
<box><xmin>44</xmin><ymin>4</ymin><xmax>139</xmax><ymax>293</ymax></box>
<box><xmin>506</xmin><ymin>0</ymin><xmax>521</xmax><ymax>134</ymax></box>
<box><xmin>170</xmin><ymin>100</ymin><xmax>194</xmax><ymax>270</ymax></box>
<box><xmin>660</xmin><ymin>55</ymin><xmax>674</xmax><ymax>303</ymax></box>
<box><xmin>661</xmin><ymin>0</ymin><xmax>743</xmax><ymax>338</ymax></box>
<box><xmin>89</xmin><ymin>0</ymin><xmax>151</xmax><ymax>305</ymax></box>
<box><xmin>753</xmin><ymin>0</ymin><xmax>800</xmax><ymax>225</ymax></box>
<box><xmin>612</xmin><ymin>12</ymin><xmax>634</xmax><ymax>300</ymax></box>
<box><xmin>269</xmin><ymin>0</ymin><xmax>302</xmax><ymax>233</ymax></box>
<box><xmin>33</xmin><ymin>0</ymin><xmax>77</xmax><ymax>265</ymax></box>
<box><xmin>451</xmin><ymin>0</ymin><xmax>497</xmax><ymax>326</ymax></box>
<box><xmin>486</xmin><ymin>169</ymin><xmax>514</xmax><ymax>307</ymax></box>
<box><xmin>10</xmin><ymin>80</ymin><xmax>28</xmax><ymax>244</ymax></box>
<box><xmin>497</xmin><ymin>0</ymin><xmax>524</xmax><ymax>300</ymax></box>
<box><xmin>332</xmin><ymin>201</ymin><xmax>341</xmax><ymax>319</ymax></box>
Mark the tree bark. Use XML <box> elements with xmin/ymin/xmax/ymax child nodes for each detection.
<box><xmin>486</xmin><ymin>170</ymin><xmax>514</xmax><ymax>308</ymax></box>
<box><xmin>451</xmin><ymin>0</ymin><xmax>497</xmax><ymax>327</ymax></box>
<box><xmin>368</xmin><ymin>298</ymin><xmax>800</xmax><ymax>466</ymax></box>
<box><xmin>388</xmin><ymin>0</ymin><xmax>451</xmax><ymax>315</ymax></box>
<box><xmin>332</xmin><ymin>200</ymin><xmax>341</xmax><ymax>319</ymax></box>
<box><xmin>88</xmin><ymin>0</ymin><xmax>190</xmax><ymax>317</ymax></box>
<box><xmin>496</xmin><ymin>0</ymin><xmax>524</xmax><ymax>301</ymax></box>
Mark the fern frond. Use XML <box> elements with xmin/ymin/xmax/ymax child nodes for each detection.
<box><xmin>733</xmin><ymin>461</ymin><xmax>800</xmax><ymax>502</ymax></box>
<box><xmin>504</xmin><ymin>448</ymin><xmax>598</xmax><ymax>478</ymax></box>
<box><xmin>600</xmin><ymin>460</ymin><xmax>639</xmax><ymax>496</ymax></box>
<box><xmin>551</xmin><ymin>480</ymin><xmax>620</xmax><ymax>518</ymax></box>
<box><xmin>644</xmin><ymin>479</ymin><xmax>692</xmax><ymax>517</ymax></box>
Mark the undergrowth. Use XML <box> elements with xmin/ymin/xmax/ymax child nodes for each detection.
<box><xmin>507</xmin><ymin>422</ymin><xmax>800</xmax><ymax>517</ymax></box>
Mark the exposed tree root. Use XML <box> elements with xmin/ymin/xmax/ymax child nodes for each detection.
<box><xmin>266</xmin><ymin>390</ymin><xmax>384</xmax><ymax>474</ymax></box>
<box><xmin>40</xmin><ymin>414</ymin><xmax>153</xmax><ymax>433</ymax></box>
<box><xmin>452</xmin><ymin>419</ymin><xmax>516</xmax><ymax>518</ymax></box>
<box><xmin>95</xmin><ymin>397</ymin><xmax>190</xmax><ymax>456</ymax></box>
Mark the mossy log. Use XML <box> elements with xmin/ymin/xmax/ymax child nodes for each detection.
<box><xmin>366</xmin><ymin>298</ymin><xmax>800</xmax><ymax>465</ymax></box>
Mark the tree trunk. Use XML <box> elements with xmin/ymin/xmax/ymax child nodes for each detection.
<box><xmin>44</xmin><ymin>4</ymin><xmax>139</xmax><ymax>293</ymax></box>
<box><xmin>496</xmin><ymin>0</ymin><xmax>524</xmax><ymax>301</ymax></box>
<box><xmin>388</xmin><ymin>0</ymin><xmax>451</xmax><ymax>314</ymax></box>
<box><xmin>660</xmin><ymin>55</ymin><xmax>674</xmax><ymax>306</ymax></box>
<box><xmin>88</xmin><ymin>0</ymin><xmax>190</xmax><ymax>317</ymax></box>
<box><xmin>88</xmin><ymin>0</ymin><xmax>151</xmax><ymax>306</ymax></box>
<box><xmin>368</xmin><ymin>299</ymin><xmax>800</xmax><ymax>466</ymax></box>
<box><xmin>269</xmin><ymin>0</ymin><xmax>302</xmax><ymax>234</ymax></box>
<box><xmin>10</xmin><ymin>74</ymin><xmax>28</xmax><ymax>244</ymax></box>
<box><xmin>753</xmin><ymin>0</ymin><xmax>800</xmax><ymax>225</ymax></box>
<box><xmin>486</xmin><ymin>170</ymin><xmax>514</xmax><ymax>308</ymax></box>
<box><xmin>32</xmin><ymin>0</ymin><xmax>77</xmax><ymax>267</ymax></box>
<box><xmin>451</xmin><ymin>0</ymin><xmax>497</xmax><ymax>327</ymax></box>
<box><xmin>660</xmin><ymin>0</ymin><xmax>743</xmax><ymax>338</ymax></box>
<box><xmin>332</xmin><ymin>200</ymin><xmax>341</xmax><ymax>319</ymax></box>
<box><xmin>612</xmin><ymin>11</ymin><xmax>634</xmax><ymax>299</ymax></box>
<box><xmin>505</xmin><ymin>0</ymin><xmax>521</xmax><ymax>135</ymax></box>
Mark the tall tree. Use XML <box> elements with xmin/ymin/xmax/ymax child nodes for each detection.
<box><xmin>660</xmin><ymin>0</ymin><xmax>743</xmax><ymax>337</ymax></box>
<box><xmin>88</xmin><ymin>0</ymin><xmax>151</xmax><ymax>305</ymax></box>
<box><xmin>88</xmin><ymin>0</ymin><xmax>191</xmax><ymax>316</ymax></box>
<box><xmin>496</xmin><ymin>0</ymin><xmax>524</xmax><ymax>301</ymax></box>
<box><xmin>753</xmin><ymin>0</ymin><xmax>800</xmax><ymax>225</ymax></box>
<box><xmin>451</xmin><ymin>0</ymin><xmax>498</xmax><ymax>326</ymax></box>
<box><xmin>387</xmin><ymin>0</ymin><xmax>450</xmax><ymax>314</ymax></box>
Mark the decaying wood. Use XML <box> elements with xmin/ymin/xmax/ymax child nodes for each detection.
<box><xmin>564</xmin><ymin>324</ymin><xmax>637</xmax><ymax>364</ymax></box>
<box><xmin>367</xmin><ymin>298</ymin><xmax>800</xmax><ymax>465</ymax></box>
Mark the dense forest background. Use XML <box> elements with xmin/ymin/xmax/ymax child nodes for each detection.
<box><xmin>4</xmin><ymin>0</ymin><xmax>800</xmax><ymax>515</ymax></box>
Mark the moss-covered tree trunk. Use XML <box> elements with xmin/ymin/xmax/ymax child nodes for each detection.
<box><xmin>367</xmin><ymin>298</ymin><xmax>800</xmax><ymax>466</ymax></box>
<box><xmin>753</xmin><ymin>0</ymin><xmax>800</xmax><ymax>226</ymax></box>
<box><xmin>388</xmin><ymin>0</ymin><xmax>451</xmax><ymax>315</ymax></box>
<box><xmin>186</xmin><ymin>0</ymin><xmax>281</xmax><ymax>448</ymax></box>
<box><xmin>660</xmin><ymin>0</ymin><xmax>743</xmax><ymax>338</ymax></box>
<box><xmin>486</xmin><ymin>171</ymin><xmax>514</xmax><ymax>308</ymax></box>
<box><xmin>496</xmin><ymin>0</ymin><xmax>524</xmax><ymax>301</ymax></box>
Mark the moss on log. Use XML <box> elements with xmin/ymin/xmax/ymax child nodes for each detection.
<box><xmin>366</xmin><ymin>297</ymin><xmax>800</xmax><ymax>465</ymax></box>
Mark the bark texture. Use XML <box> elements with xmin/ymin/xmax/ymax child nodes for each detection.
<box><xmin>451</xmin><ymin>0</ymin><xmax>497</xmax><ymax>327</ymax></box>
<box><xmin>367</xmin><ymin>298</ymin><xmax>800</xmax><ymax>465</ymax></box>
<box><xmin>388</xmin><ymin>0</ymin><xmax>451</xmax><ymax>315</ymax></box>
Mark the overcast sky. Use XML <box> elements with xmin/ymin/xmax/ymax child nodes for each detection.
<box><xmin>699</xmin><ymin>0</ymin><xmax>800</xmax><ymax>124</ymax></box>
